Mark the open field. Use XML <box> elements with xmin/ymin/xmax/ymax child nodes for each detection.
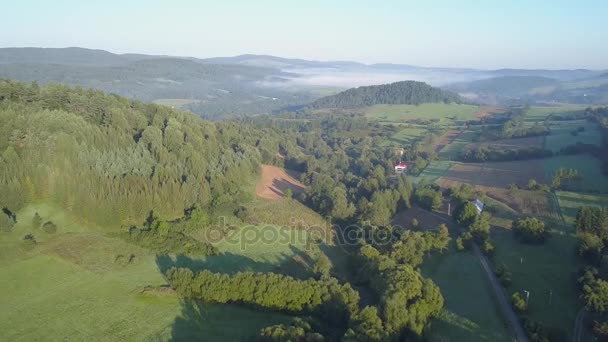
<box><xmin>556</xmin><ymin>191</ymin><xmax>608</xmax><ymax>225</ymax></box>
<box><xmin>412</xmin><ymin>160</ymin><xmax>454</xmax><ymax>184</ymax></box>
<box><xmin>437</xmin><ymin>159</ymin><xmax>545</xmax><ymax>189</ymax></box>
<box><xmin>0</xmin><ymin>203</ymin><xmax>307</xmax><ymax>341</ymax></box>
<box><xmin>255</xmin><ymin>165</ymin><xmax>305</xmax><ymax>200</ymax></box>
<box><xmin>422</xmin><ymin>244</ymin><xmax>513</xmax><ymax>341</ymax></box>
<box><xmin>544</xmin><ymin>119</ymin><xmax>601</xmax><ymax>152</ymax></box>
<box><xmin>364</xmin><ymin>103</ymin><xmax>480</xmax><ymax>122</ymax></box>
<box><xmin>392</xmin><ymin>206</ymin><xmax>451</xmax><ymax>229</ymax></box>
<box><xmin>543</xmin><ymin>154</ymin><xmax>608</xmax><ymax>193</ymax></box>
<box><xmin>491</xmin><ymin>226</ymin><xmax>581</xmax><ymax>339</ymax></box>
<box><xmin>387</xmin><ymin>126</ymin><xmax>428</xmax><ymax>145</ymax></box>
<box><xmin>524</xmin><ymin>106</ymin><xmax>586</xmax><ymax>123</ymax></box>
<box><xmin>466</xmin><ymin>136</ymin><xmax>544</xmax><ymax>151</ymax></box>
<box><xmin>438</xmin><ymin>129</ymin><xmax>481</xmax><ymax>160</ymax></box>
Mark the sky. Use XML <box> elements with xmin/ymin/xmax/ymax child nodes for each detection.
<box><xmin>1</xmin><ymin>0</ymin><xmax>607</xmax><ymax>69</ymax></box>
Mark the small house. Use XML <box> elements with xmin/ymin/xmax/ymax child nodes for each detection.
<box><xmin>473</xmin><ymin>199</ymin><xmax>484</xmax><ymax>214</ymax></box>
<box><xmin>394</xmin><ymin>162</ymin><xmax>408</xmax><ymax>174</ymax></box>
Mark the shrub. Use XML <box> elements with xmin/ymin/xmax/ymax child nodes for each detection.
<box><xmin>0</xmin><ymin>214</ymin><xmax>15</xmax><ymax>232</ymax></box>
<box><xmin>512</xmin><ymin>292</ymin><xmax>528</xmax><ymax>313</ymax></box>
<box><xmin>22</xmin><ymin>233</ymin><xmax>37</xmax><ymax>249</ymax></box>
<box><xmin>495</xmin><ymin>264</ymin><xmax>512</xmax><ymax>287</ymax></box>
<box><xmin>32</xmin><ymin>212</ymin><xmax>42</xmax><ymax>229</ymax></box>
<box><xmin>42</xmin><ymin>221</ymin><xmax>58</xmax><ymax>234</ymax></box>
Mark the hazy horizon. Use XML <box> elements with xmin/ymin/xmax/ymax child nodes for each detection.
<box><xmin>2</xmin><ymin>0</ymin><xmax>607</xmax><ymax>70</ymax></box>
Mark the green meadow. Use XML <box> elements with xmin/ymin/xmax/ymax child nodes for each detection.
<box><xmin>422</xmin><ymin>244</ymin><xmax>513</xmax><ymax>342</ymax></box>
<box><xmin>0</xmin><ymin>201</ymin><xmax>315</xmax><ymax>341</ymax></box>
<box><xmin>364</xmin><ymin>103</ymin><xmax>480</xmax><ymax>122</ymax></box>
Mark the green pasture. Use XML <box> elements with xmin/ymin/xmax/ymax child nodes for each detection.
<box><xmin>0</xmin><ymin>203</ymin><xmax>301</xmax><ymax>341</ymax></box>
<box><xmin>543</xmin><ymin>154</ymin><xmax>608</xmax><ymax>193</ymax></box>
<box><xmin>491</xmin><ymin>226</ymin><xmax>581</xmax><ymax>339</ymax></box>
<box><xmin>556</xmin><ymin>191</ymin><xmax>608</xmax><ymax>225</ymax></box>
<box><xmin>364</xmin><ymin>103</ymin><xmax>479</xmax><ymax>122</ymax></box>
<box><xmin>545</xmin><ymin>119</ymin><xmax>601</xmax><ymax>152</ymax></box>
<box><xmin>524</xmin><ymin>106</ymin><xmax>586</xmax><ymax>123</ymax></box>
<box><xmin>422</xmin><ymin>244</ymin><xmax>513</xmax><ymax>341</ymax></box>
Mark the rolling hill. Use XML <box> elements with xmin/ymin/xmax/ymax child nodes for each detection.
<box><xmin>310</xmin><ymin>80</ymin><xmax>461</xmax><ymax>109</ymax></box>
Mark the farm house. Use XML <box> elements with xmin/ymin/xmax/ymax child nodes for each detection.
<box><xmin>394</xmin><ymin>162</ymin><xmax>408</xmax><ymax>174</ymax></box>
<box><xmin>473</xmin><ymin>199</ymin><xmax>484</xmax><ymax>213</ymax></box>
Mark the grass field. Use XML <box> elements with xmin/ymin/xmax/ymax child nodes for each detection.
<box><xmin>388</xmin><ymin>126</ymin><xmax>428</xmax><ymax>145</ymax></box>
<box><xmin>543</xmin><ymin>154</ymin><xmax>608</xmax><ymax>193</ymax></box>
<box><xmin>422</xmin><ymin>245</ymin><xmax>513</xmax><ymax>341</ymax></box>
<box><xmin>545</xmin><ymin>119</ymin><xmax>601</xmax><ymax>152</ymax></box>
<box><xmin>364</xmin><ymin>103</ymin><xmax>480</xmax><ymax>122</ymax></box>
<box><xmin>0</xmin><ymin>202</ymin><xmax>305</xmax><ymax>341</ymax></box>
<box><xmin>438</xmin><ymin>129</ymin><xmax>481</xmax><ymax>160</ymax></box>
<box><xmin>491</xmin><ymin>225</ymin><xmax>581</xmax><ymax>339</ymax></box>
<box><xmin>524</xmin><ymin>106</ymin><xmax>586</xmax><ymax>123</ymax></box>
<box><xmin>556</xmin><ymin>191</ymin><xmax>608</xmax><ymax>225</ymax></box>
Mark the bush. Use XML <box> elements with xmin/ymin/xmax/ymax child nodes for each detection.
<box><xmin>512</xmin><ymin>292</ymin><xmax>528</xmax><ymax>313</ymax></box>
<box><xmin>512</xmin><ymin>217</ymin><xmax>548</xmax><ymax>244</ymax></box>
<box><xmin>22</xmin><ymin>233</ymin><xmax>37</xmax><ymax>249</ymax></box>
<box><xmin>413</xmin><ymin>187</ymin><xmax>442</xmax><ymax>211</ymax></box>
<box><xmin>42</xmin><ymin>221</ymin><xmax>58</xmax><ymax>234</ymax></box>
<box><xmin>0</xmin><ymin>214</ymin><xmax>15</xmax><ymax>232</ymax></box>
<box><xmin>495</xmin><ymin>264</ymin><xmax>512</xmax><ymax>287</ymax></box>
<box><xmin>32</xmin><ymin>212</ymin><xmax>42</xmax><ymax>229</ymax></box>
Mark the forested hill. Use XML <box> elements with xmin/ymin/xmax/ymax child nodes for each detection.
<box><xmin>310</xmin><ymin>80</ymin><xmax>461</xmax><ymax>109</ymax></box>
<box><xmin>0</xmin><ymin>80</ymin><xmax>285</xmax><ymax>227</ymax></box>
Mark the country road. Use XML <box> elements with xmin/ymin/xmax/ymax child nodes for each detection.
<box><xmin>426</xmin><ymin>209</ymin><xmax>529</xmax><ymax>342</ymax></box>
<box><xmin>573</xmin><ymin>309</ymin><xmax>586</xmax><ymax>342</ymax></box>
<box><xmin>472</xmin><ymin>244</ymin><xmax>529</xmax><ymax>342</ymax></box>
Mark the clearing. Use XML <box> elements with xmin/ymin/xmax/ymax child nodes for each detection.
<box><xmin>255</xmin><ymin>165</ymin><xmax>305</xmax><ymax>200</ymax></box>
<box><xmin>364</xmin><ymin>103</ymin><xmax>480</xmax><ymax>123</ymax></box>
<box><xmin>437</xmin><ymin>159</ymin><xmax>546</xmax><ymax>189</ymax></box>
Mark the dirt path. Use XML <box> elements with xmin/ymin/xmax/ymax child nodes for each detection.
<box><xmin>255</xmin><ymin>165</ymin><xmax>305</xmax><ymax>200</ymax></box>
<box><xmin>422</xmin><ymin>209</ymin><xmax>529</xmax><ymax>342</ymax></box>
<box><xmin>572</xmin><ymin>309</ymin><xmax>586</xmax><ymax>342</ymax></box>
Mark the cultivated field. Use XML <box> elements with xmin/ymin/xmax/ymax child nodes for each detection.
<box><xmin>466</xmin><ymin>136</ymin><xmax>544</xmax><ymax>151</ymax></box>
<box><xmin>437</xmin><ymin>159</ymin><xmax>546</xmax><ymax>189</ymax></box>
<box><xmin>255</xmin><ymin>165</ymin><xmax>305</xmax><ymax>200</ymax></box>
<box><xmin>364</xmin><ymin>103</ymin><xmax>480</xmax><ymax>123</ymax></box>
<box><xmin>524</xmin><ymin>105</ymin><xmax>586</xmax><ymax>123</ymax></box>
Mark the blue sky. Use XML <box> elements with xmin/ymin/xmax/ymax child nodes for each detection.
<box><xmin>1</xmin><ymin>0</ymin><xmax>607</xmax><ymax>69</ymax></box>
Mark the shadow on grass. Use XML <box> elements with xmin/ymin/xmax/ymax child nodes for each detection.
<box><xmin>156</xmin><ymin>252</ymin><xmax>278</xmax><ymax>275</ymax></box>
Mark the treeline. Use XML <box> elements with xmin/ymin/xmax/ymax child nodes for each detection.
<box><xmin>575</xmin><ymin>206</ymin><xmax>608</xmax><ymax>338</ymax></box>
<box><xmin>459</xmin><ymin>146</ymin><xmax>552</xmax><ymax>162</ymax></box>
<box><xmin>309</xmin><ymin>80</ymin><xmax>461</xmax><ymax>109</ymax></box>
<box><xmin>459</xmin><ymin>142</ymin><xmax>603</xmax><ymax>163</ymax></box>
<box><xmin>0</xmin><ymin>80</ymin><xmax>289</xmax><ymax>226</ymax></box>
<box><xmin>586</xmin><ymin>106</ymin><xmax>608</xmax><ymax>175</ymax></box>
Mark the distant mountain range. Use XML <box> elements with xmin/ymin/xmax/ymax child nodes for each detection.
<box><xmin>0</xmin><ymin>47</ymin><xmax>606</xmax><ymax>117</ymax></box>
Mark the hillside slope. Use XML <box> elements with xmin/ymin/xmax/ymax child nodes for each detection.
<box><xmin>310</xmin><ymin>80</ymin><xmax>461</xmax><ymax>109</ymax></box>
<box><xmin>0</xmin><ymin>80</ymin><xmax>287</xmax><ymax>226</ymax></box>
